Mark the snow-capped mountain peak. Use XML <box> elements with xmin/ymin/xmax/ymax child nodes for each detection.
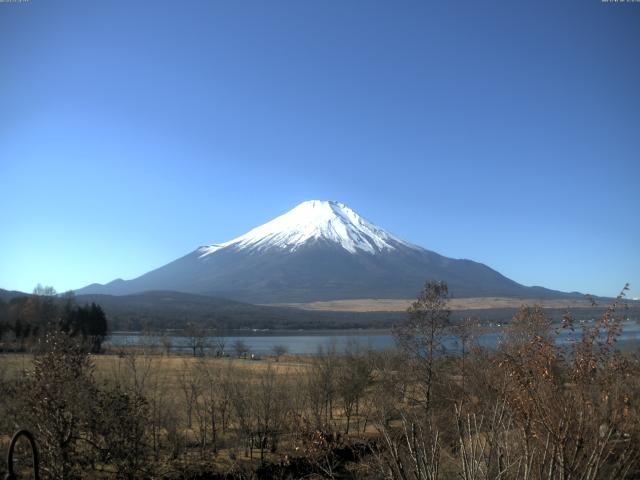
<box><xmin>76</xmin><ymin>200</ymin><xmax>573</xmax><ymax>303</ymax></box>
<box><xmin>198</xmin><ymin>200</ymin><xmax>418</xmax><ymax>256</ymax></box>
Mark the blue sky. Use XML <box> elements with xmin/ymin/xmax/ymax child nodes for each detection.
<box><xmin>1</xmin><ymin>0</ymin><xmax>638</xmax><ymax>298</ymax></box>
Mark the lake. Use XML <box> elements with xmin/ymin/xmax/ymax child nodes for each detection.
<box><xmin>105</xmin><ymin>320</ymin><xmax>640</xmax><ymax>355</ymax></box>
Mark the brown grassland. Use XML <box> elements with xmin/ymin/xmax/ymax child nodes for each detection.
<box><xmin>270</xmin><ymin>297</ymin><xmax>602</xmax><ymax>312</ymax></box>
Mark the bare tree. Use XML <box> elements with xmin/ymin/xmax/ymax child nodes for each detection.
<box><xmin>395</xmin><ymin>281</ymin><xmax>450</xmax><ymax>414</ymax></box>
<box><xmin>193</xmin><ymin>358</ymin><xmax>231</xmax><ymax>454</ymax></box>
<box><xmin>377</xmin><ymin>415</ymin><xmax>441</xmax><ymax>480</ymax></box>
<box><xmin>368</xmin><ymin>349</ymin><xmax>407</xmax><ymax>431</ymax></box>
<box><xmin>160</xmin><ymin>332</ymin><xmax>173</xmax><ymax>355</ymax></box>
<box><xmin>307</xmin><ymin>343</ymin><xmax>339</xmax><ymax>430</ymax></box>
<box><xmin>178</xmin><ymin>359</ymin><xmax>201</xmax><ymax>429</ymax></box>
<box><xmin>184</xmin><ymin>322</ymin><xmax>207</xmax><ymax>356</ymax></box>
<box><xmin>336</xmin><ymin>342</ymin><xmax>373</xmax><ymax>434</ymax></box>
<box><xmin>229</xmin><ymin>372</ymin><xmax>256</xmax><ymax>458</ymax></box>
<box><xmin>272</xmin><ymin>344</ymin><xmax>288</xmax><ymax>362</ymax></box>
<box><xmin>233</xmin><ymin>339</ymin><xmax>249</xmax><ymax>359</ymax></box>
<box><xmin>33</xmin><ymin>283</ymin><xmax>57</xmax><ymax>296</ymax></box>
<box><xmin>254</xmin><ymin>365</ymin><xmax>289</xmax><ymax>462</ymax></box>
<box><xmin>211</xmin><ymin>329</ymin><xmax>227</xmax><ymax>357</ymax></box>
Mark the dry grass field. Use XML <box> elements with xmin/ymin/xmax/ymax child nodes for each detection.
<box><xmin>270</xmin><ymin>296</ymin><xmax>599</xmax><ymax>312</ymax></box>
<box><xmin>0</xmin><ymin>351</ymin><xmax>312</xmax><ymax>385</ymax></box>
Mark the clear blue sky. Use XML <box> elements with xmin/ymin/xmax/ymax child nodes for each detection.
<box><xmin>1</xmin><ymin>0</ymin><xmax>638</xmax><ymax>298</ymax></box>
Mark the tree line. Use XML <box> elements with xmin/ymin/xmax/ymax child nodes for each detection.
<box><xmin>0</xmin><ymin>285</ymin><xmax>108</xmax><ymax>353</ymax></box>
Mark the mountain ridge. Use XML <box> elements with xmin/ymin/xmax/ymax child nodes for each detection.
<box><xmin>76</xmin><ymin>200</ymin><xmax>582</xmax><ymax>303</ymax></box>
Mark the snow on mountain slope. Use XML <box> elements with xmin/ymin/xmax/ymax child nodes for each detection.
<box><xmin>198</xmin><ymin>200</ymin><xmax>419</xmax><ymax>256</ymax></box>
<box><xmin>75</xmin><ymin>200</ymin><xmax>578</xmax><ymax>303</ymax></box>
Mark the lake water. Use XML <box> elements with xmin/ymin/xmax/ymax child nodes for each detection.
<box><xmin>106</xmin><ymin>321</ymin><xmax>640</xmax><ymax>355</ymax></box>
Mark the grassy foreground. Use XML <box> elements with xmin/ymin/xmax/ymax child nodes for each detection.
<box><xmin>1</xmin><ymin>287</ymin><xmax>639</xmax><ymax>479</ymax></box>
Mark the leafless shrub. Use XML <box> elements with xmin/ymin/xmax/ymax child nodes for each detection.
<box><xmin>90</xmin><ymin>385</ymin><xmax>151</xmax><ymax>479</ymax></box>
<box><xmin>27</xmin><ymin>331</ymin><xmax>97</xmax><ymax>479</ymax></box>
<box><xmin>494</xmin><ymin>285</ymin><xmax>640</xmax><ymax>479</ymax></box>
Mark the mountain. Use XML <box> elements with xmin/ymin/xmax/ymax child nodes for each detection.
<box><xmin>0</xmin><ymin>288</ymin><xmax>29</xmax><ymax>302</ymax></box>
<box><xmin>76</xmin><ymin>200</ymin><xmax>577</xmax><ymax>303</ymax></box>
